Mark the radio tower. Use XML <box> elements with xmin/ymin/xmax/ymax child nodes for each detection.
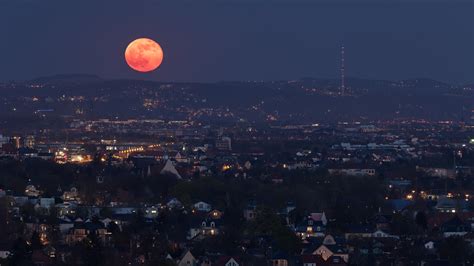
<box><xmin>340</xmin><ymin>44</ymin><xmax>345</xmax><ymax>96</ymax></box>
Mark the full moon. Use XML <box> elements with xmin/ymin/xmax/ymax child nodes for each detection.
<box><xmin>125</xmin><ymin>38</ymin><xmax>163</xmax><ymax>73</ymax></box>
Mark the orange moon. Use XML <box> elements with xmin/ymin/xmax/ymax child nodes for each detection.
<box><xmin>125</xmin><ymin>38</ymin><xmax>163</xmax><ymax>72</ymax></box>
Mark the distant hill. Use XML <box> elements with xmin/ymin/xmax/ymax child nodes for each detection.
<box><xmin>0</xmin><ymin>76</ymin><xmax>472</xmax><ymax>123</ymax></box>
<box><xmin>30</xmin><ymin>74</ymin><xmax>102</xmax><ymax>85</ymax></box>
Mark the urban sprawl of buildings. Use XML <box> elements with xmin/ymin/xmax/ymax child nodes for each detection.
<box><xmin>0</xmin><ymin>118</ymin><xmax>473</xmax><ymax>265</ymax></box>
<box><xmin>0</xmin><ymin>77</ymin><xmax>473</xmax><ymax>265</ymax></box>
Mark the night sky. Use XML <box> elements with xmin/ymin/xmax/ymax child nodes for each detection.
<box><xmin>1</xmin><ymin>0</ymin><xmax>473</xmax><ymax>83</ymax></box>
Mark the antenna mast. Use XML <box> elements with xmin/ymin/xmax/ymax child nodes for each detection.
<box><xmin>340</xmin><ymin>44</ymin><xmax>345</xmax><ymax>96</ymax></box>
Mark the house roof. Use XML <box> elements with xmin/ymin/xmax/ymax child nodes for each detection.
<box><xmin>177</xmin><ymin>250</ymin><xmax>196</xmax><ymax>260</ymax></box>
<box><xmin>214</xmin><ymin>256</ymin><xmax>242</xmax><ymax>266</ymax></box>
<box><xmin>441</xmin><ymin>215</ymin><xmax>470</xmax><ymax>232</ymax></box>
<box><xmin>388</xmin><ymin>199</ymin><xmax>412</xmax><ymax>212</ymax></box>
<box><xmin>193</xmin><ymin>201</ymin><xmax>211</xmax><ymax>206</ymax></box>
<box><xmin>303</xmin><ymin>243</ymin><xmax>347</xmax><ymax>255</ymax></box>
<box><xmin>428</xmin><ymin>212</ymin><xmax>474</xmax><ymax>229</ymax></box>
<box><xmin>161</xmin><ymin>159</ymin><xmax>182</xmax><ymax>179</ymax></box>
<box><xmin>310</xmin><ymin>212</ymin><xmax>325</xmax><ymax>221</ymax></box>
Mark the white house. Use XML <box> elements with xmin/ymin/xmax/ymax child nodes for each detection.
<box><xmin>161</xmin><ymin>160</ymin><xmax>182</xmax><ymax>179</ymax></box>
<box><xmin>193</xmin><ymin>201</ymin><xmax>212</xmax><ymax>212</ymax></box>
<box><xmin>177</xmin><ymin>250</ymin><xmax>197</xmax><ymax>266</ymax></box>
<box><xmin>223</xmin><ymin>257</ymin><xmax>240</xmax><ymax>266</ymax></box>
<box><xmin>144</xmin><ymin>206</ymin><xmax>159</xmax><ymax>219</ymax></box>
<box><xmin>175</xmin><ymin>152</ymin><xmax>190</xmax><ymax>163</ymax></box>
<box><xmin>424</xmin><ymin>241</ymin><xmax>435</xmax><ymax>250</ymax></box>
<box><xmin>62</xmin><ymin>187</ymin><xmax>79</xmax><ymax>201</ymax></box>
<box><xmin>39</xmin><ymin>197</ymin><xmax>55</xmax><ymax>209</ymax></box>
<box><xmin>56</xmin><ymin>202</ymin><xmax>77</xmax><ymax>216</ymax></box>
<box><xmin>167</xmin><ymin>198</ymin><xmax>183</xmax><ymax>209</ymax></box>
<box><xmin>0</xmin><ymin>250</ymin><xmax>11</xmax><ymax>259</ymax></box>
<box><xmin>25</xmin><ymin>185</ymin><xmax>41</xmax><ymax>197</ymax></box>
<box><xmin>372</xmin><ymin>229</ymin><xmax>399</xmax><ymax>239</ymax></box>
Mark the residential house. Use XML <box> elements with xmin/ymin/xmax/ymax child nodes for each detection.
<box><xmin>144</xmin><ymin>206</ymin><xmax>160</xmax><ymax>219</ymax></box>
<box><xmin>372</xmin><ymin>214</ymin><xmax>391</xmax><ymax>231</ymax></box>
<box><xmin>344</xmin><ymin>225</ymin><xmax>375</xmax><ymax>239</ymax></box>
<box><xmin>208</xmin><ymin>209</ymin><xmax>223</xmax><ymax>220</ymax></box>
<box><xmin>311</xmin><ymin>245</ymin><xmax>349</xmax><ymax>263</ymax></box>
<box><xmin>271</xmin><ymin>251</ymin><xmax>290</xmax><ymax>266</ymax></box>
<box><xmin>39</xmin><ymin>197</ymin><xmax>55</xmax><ymax>209</ymax></box>
<box><xmin>167</xmin><ymin>198</ymin><xmax>184</xmax><ymax>209</ymax></box>
<box><xmin>188</xmin><ymin>218</ymin><xmax>220</xmax><ymax>240</ymax></box>
<box><xmin>301</xmin><ymin>254</ymin><xmax>347</xmax><ymax>266</ymax></box>
<box><xmin>441</xmin><ymin>216</ymin><xmax>470</xmax><ymax>237</ymax></box>
<box><xmin>55</xmin><ymin>202</ymin><xmax>77</xmax><ymax>217</ymax></box>
<box><xmin>57</xmin><ymin>217</ymin><xmax>74</xmax><ymax>235</ymax></box>
<box><xmin>295</xmin><ymin>214</ymin><xmax>327</xmax><ymax>239</ymax></box>
<box><xmin>25</xmin><ymin>185</ymin><xmax>41</xmax><ymax>197</ymax></box>
<box><xmin>175</xmin><ymin>152</ymin><xmax>190</xmax><ymax>163</ymax></box>
<box><xmin>303</xmin><ymin>234</ymin><xmax>349</xmax><ymax>263</ymax></box>
<box><xmin>193</xmin><ymin>201</ymin><xmax>212</xmax><ymax>212</ymax></box>
<box><xmin>161</xmin><ymin>160</ymin><xmax>182</xmax><ymax>179</ymax></box>
<box><xmin>424</xmin><ymin>241</ymin><xmax>435</xmax><ymax>250</ymax></box>
<box><xmin>435</xmin><ymin>197</ymin><xmax>460</xmax><ymax>213</ymax></box>
<box><xmin>310</xmin><ymin>212</ymin><xmax>328</xmax><ymax>226</ymax></box>
<box><xmin>177</xmin><ymin>250</ymin><xmax>197</xmax><ymax>266</ymax></box>
<box><xmin>372</xmin><ymin>229</ymin><xmax>399</xmax><ymax>239</ymax></box>
<box><xmin>243</xmin><ymin>202</ymin><xmax>257</xmax><ymax>221</ymax></box>
<box><xmin>65</xmin><ymin>221</ymin><xmax>111</xmax><ymax>246</ymax></box>
<box><xmin>214</xmin><ymin>256</ymin><xmax>241</xmax><ymax>266</ymax></box>
<box><xmin>62</xmin><ymin>187</ymin><xmax>79</xmax><ymax>201</ymax></box>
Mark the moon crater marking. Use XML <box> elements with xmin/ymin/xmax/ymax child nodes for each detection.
<box><xmin>125</xmin><ymin>38</ymin><xmax>163</xmax><ymax>73</ymax></box>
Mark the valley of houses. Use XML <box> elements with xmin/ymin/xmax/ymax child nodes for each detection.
<box><xmin>1</xmin><ymin>180</ymin><xmax>474</xmax><ymax>265</ymax></box>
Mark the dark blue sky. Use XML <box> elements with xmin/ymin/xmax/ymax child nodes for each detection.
<box><xmin>0</xmin><ymin>0</ymin><xmax>473</xmax><ymax>83</ymax></box>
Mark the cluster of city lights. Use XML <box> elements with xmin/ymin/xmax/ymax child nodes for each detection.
<box><xmin>118</xmin><ymin>146</ymin><xmax>145</xmax><ymax>154</ymax></box>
